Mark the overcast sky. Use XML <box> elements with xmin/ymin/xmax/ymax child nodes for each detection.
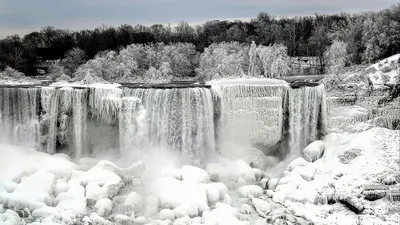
<box><xmin>0</xmin><ymin>0</ymin><xmax>398</xmax><ymax>38</ymax></box>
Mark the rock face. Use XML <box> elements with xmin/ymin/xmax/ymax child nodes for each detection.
<box><xmin>302</xmin><ymin>140</ymin><xmax>325</xmax><ymax>162</ymax></box>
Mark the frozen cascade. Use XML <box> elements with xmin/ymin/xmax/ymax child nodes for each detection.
<box><xmin>72</xmin><ymin>89</ymin><xmax>88</xmax><ymax>158</ymax></box>
<box><xmin>41</xmin><ymin>87</ymin><xmax>60</xmax><ymax>154</ymax></box>
<box><xmin>210</xmin><ymin>79</ymin><xmax>289</xmax><ymax>148</ymax></box>
<box><xmin>288</xmin><ymin>85</ymin><xmax>328</xmax><ymax>156</ymax></box>
<box><xmin>89</xmin><ymin>87</ymin><xmax>122</xmax><ymax>125</ymax></box>
<box><xmin>119</xmin><ymin>97</ymin><xmax>147</xmax><ymax>159</ymax></box>
<box><xmin>0</xmin><ymin>87</ymin><xmax>40</xmax><ymax>148</ymax></box>
<box><xmin>122</xmin><ymin>88</ymin><xmax>216</xmax><ymax>165</ymax></box>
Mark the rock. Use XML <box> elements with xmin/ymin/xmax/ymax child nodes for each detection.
<box><xmin>173</xmin><ymin>216</ymin><xmax>192</xmax><ymax>225</ymax></box>
<box><xmin>160</xmin><ymin>209</ymin><xmax>175</xmax><ymax>220</ymax></box>
<box><xmin>54</xmin><ymin>179</ymin><xmax>69</xmax><ymax>197</ymax></box>
<box><xmin>90</xmin><ymin>212</ymin><xmax>112</xmax><ymax>225</ymax></box>
<box><xmin>252</xmin><ymin>169</ymin><xmax>263</xmax><ymax>181</ymax></box>
<box><xmin>94</xmin><ymin>198</ymin><xmax>113</xmax><ymax>217</ymax></box>
<box><xmin>337</xmin><ymin>193</ymin><xmax>365</xmax><ymax>214</ymax></box>
<box><xmin>249</xmin><ymin>196</ymin><xmax>271</xmax><ymax>218</ymax></box>
<box><xmin>86</xmin><ymin>182</ymin><xmax>106</xmax><ymax>206</ymax></box>
<box><xmin>302</xmin><ymin>140</ymin><xmax>325</xmax><ymax>162</ymax></box>
<box><xmin>32</xmin><ymin>206</ymin><xmax>61</xmax><ymax>219</ymax></box>
<box><xmin>292</xmin><ymin>164</ymin><xmax>317</xmax><ymax>181</ymax></box>
<box><xmin>383</xmin><ymin>175</ymin><xmax>397</xmax><ymax>185</ymax></box>
<box><xmin>240</xmin><ymin>204</ymin><xmax>252</xmax><ymax>214</ymax></box>
<box><xmin>241</xmin><ymin>148</ymin><xmax>268</xmax><ymax>169</ymax></box>
<box><xmin>134</xmin><ymin>216</ymin><xmax>148</xmax><ymax>224</ymax></box>
<box><xmin>173</xmin><ymin>204</ymin><xmax>199</xmax><ymax>218</ymax></box>
<box><xmin>114</xmin><ymin>214</ymin><xmax>130</xmax><ymax>224</ymax></box>
<box><xmin>122</xmin><ymin>192</ymin><xmax>143</xmax><ymax>215</ymax></box>
<box><xmin>266</xmin><ymin>178</ymin><xmax>279</xmax><ymax>190</ymax></box>
<box><xmin>238</xmin><ymin>185</ymin><xmax>263</xmax><ymax>198</ymax></box>
<box><xmin>362</xmin><ymin>190</ymin><xmax>387</xmax><ymax>201</ymax></box>
<box><xmin>257</xmin><ymin>178</ymin><xmax>269</xmax><ymax>190</ymax></box>
<box><xmin>286</xmin><ymin>158</ymin><xmax>309</xmax><ymax>171</ymax></box>
<box><xmin>180</xmin><ymin>165</ymin><xmax>209</xmax><ymax>183</ymax></box>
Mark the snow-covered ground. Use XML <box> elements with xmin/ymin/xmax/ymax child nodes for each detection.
<box><xmin>367</xmin><ymin>54</ymin><xmax>399</xmax><ymax>85</ymax></box>
<box><xmin>0</xmin><ymin>126</ymin><xmax>399</xmax><ymax>225</ymax></box>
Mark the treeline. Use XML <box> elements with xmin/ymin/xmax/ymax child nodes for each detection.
<box><xmin>0</xmin><ymin>4</ymin><xmax>399</xmax><ymax>76</ymax></box>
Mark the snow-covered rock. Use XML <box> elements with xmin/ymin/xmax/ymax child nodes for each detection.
<box><xmin>302</xmin><ymin>140</ymin><xmax>325</xmax><ymax>162</ymax></box>
<box><xmin>149</xmin><ymin>177</ymin><xmax>209</xmax><ymax>213</ymax></box>
<box><xmin>202</xmin><ymin>203</ymin><xmax>243</xmax><ymax>225</ymax></box>
<box><xmin>180</xmin><ymin>165</ymin><xmax>209</xmax><ymax>183</ymax></box>
<box><xmin>173</xmin><ymin>204</ymin><xmax>199</xmax><ymax>218</ymax></box>
<box><xmin>160</xmin><ymin>209</ymin><xmax>175</xmax><ymax>220</ymax></box>
<box><xmin>0</xmin><ymin>171</ymin><xmax>55</xmax><ymax>211</ymax></box>
<box><xmin>122</xmin><ymin>192</ymin><xmax>143</xmax><ymax>215</ymax></box>
<box><xmin>79</xmin><ymin>163</ymin><xmax>124</xmax><ymax>199</ymax></box>
<box><xmin>90</xmin><ymin>212</ymin><xmax>112</xmax><ymax>225</ymax></box>
<box><xmin>286</xmin><ymin>157</ymin><xmax>309</xmax><ymax>171</ymax></box>
<box><xmin>94</xmin><ymin>198</ymin><xmax>113</xmax><ymax>217</ymax></box>
<box><xmin>291</xmin><ymin>163</ymin><xmax>317</xmax><ymax>181</ymax></box>
<box><xmin>238</xmin><ymin>185</ymin><xmax>263</xmax><ymax>198</ymax></box>
<box><xmin>114</xmin><ymin>214</ymin><xmax>130</xmax><ymax>224</ymax></box>
<box><xmin>32</xmin><ymin>206</ymin><xmax>61</xmax><ymax>219</ymax></box>
<box><xmin>240</xmin><ymin>203</ymin><xmax>253</xmax><ymax>214</ymax></box>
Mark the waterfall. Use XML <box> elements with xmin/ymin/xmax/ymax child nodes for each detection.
<box><xmin>210</xmin><ymin>79</ymin><xmax>289</xmax><ymax>149</ymax></box>
<box><xmin>288</xmin><ymin>85</ymin><xmax>327</xmax><ymax>156</ymax></box>
<box><xmin>119</xmin><ymin>97</ymin><xmax>147</xmax><ymax>159</ymax></box>
<box><xmin>0</xmin><ymin>87</ymin><xmax>40</xmax><ymax>148</ymax></box>
<box><xmin>41</xmin><ymin>87</ymin><xmax>61</xmax><ymax>154</ymax></box>
<box><xmin>72</xmin><ymin>89</ymin><xmax>88</xmax><ymax>158</ymax></box>
<box><xmin>122</xmin><ymin>88</ymin><xmax>216</xmax><ymax>165</ymax></box>
<box><xmin>0</xmin><ymin>80</ymin><xmax>327</xmax><ymax>166</ymax></box>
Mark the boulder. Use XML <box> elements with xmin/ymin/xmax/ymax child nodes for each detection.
<box><xmin>238</xmin><ymin>185</ymin><xmax>263</xmax><ymax>198</ymax></box>
<box><xmin>122</xmin><ymin>192</ymin><xmax>143</xmax><ymax>215</ymax></box>
<box><xmin>160</xmin><ymin>209</ymin><xmax>175</xmax><ymax>220</ymax></box>
<box><xmin>337</xmin><ymin>193</ymin><xmax>365</xmax><ymax>214</ymax></box>
<box><xmin>286</xmin><ymin>157</ymin><xmax>309</xmax><ymax>171</ymax></box>
<box><xmin>94</xmin><ymin>198</ymin><xmax>113</xmax><ymax>217</ymax></box>
<box><xmin>180</xmin><ymin>165</ymin><xmax>209</xmax><ymax>183</ymax></box>
<box><xmin>302</xmin><ymin>140</ymin><xmax>325</xmax><ymax>162</ymax></box>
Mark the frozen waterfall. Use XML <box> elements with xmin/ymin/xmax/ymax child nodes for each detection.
<box><xmin>287</xmin><ymin>84</ymin><xmax>328</xmax><ymax>156</ymax></box>
<box><xmin>0</xmin><ymin>79</ymin><xmax>327</xmax><ymax>165</ymax></box>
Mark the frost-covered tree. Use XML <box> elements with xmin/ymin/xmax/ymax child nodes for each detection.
<box><xmin>248</xmin><ymin>41</ymin><xmax>261</xmax><ymax>77</ymax></box>
<box><xmin>196</xmin><ymin>42</ymin><xmax>248</xmax><ymax>81</ymax></box>
<box><xmin>257</xmin><ymin>44</ymin><xmax>290</xmax><ymax>78</ymax></box>
<box><xmin>324</xmin><ymin>40</ymin><xmax>348</xmax><ymax>74</ymax></box>
<box><xmin>61</xmin><ymin>47</ymin><xmax>87</xmax><ymax>76</ymax></box>
<box><xmin>271</xmin><ymin>57</ymin><xmax>291</xmax><ymax>78</ymax></box>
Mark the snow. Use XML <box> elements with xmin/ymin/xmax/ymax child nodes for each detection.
<box><xmin>367</xmin><ymin>54</ymin><xmax>399</xmax><ymax>85</ymax></box>
<box><xmin>207</xmin><ymin>78</ymin><xmax>289</xmax><ymax>86</ymax></box>
<box><xmin>180</xmin><ymin>165</ymin><xmax>210</xmax><ymax>183</ymax></box>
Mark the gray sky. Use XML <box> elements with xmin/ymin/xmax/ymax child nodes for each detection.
<box><xmin>0</xmin><ymin>0</ymin><xmax>398</xmax><ymax>38</ymax></box>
